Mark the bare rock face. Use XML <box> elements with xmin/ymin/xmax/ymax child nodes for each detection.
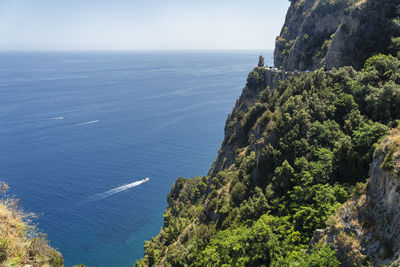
<box><xmin>310</xmin><ymin>128</ymin><xmax>400</xmax><ymax>266</ymax></box>
<box><xmin>275</xmin><ymin>0</ymin><xmax>398</xmax><ymax>71</ymax></box>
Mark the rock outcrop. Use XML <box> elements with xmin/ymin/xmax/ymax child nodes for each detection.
<box><xmin>274</xmin><ymin>0</ymin><xmax>399</xmax><ymax>71</ymax></box>
<box><xmin>310</xmin><ymin>128</ymin><xmax>400</xmax><ymax>266</ymax></box>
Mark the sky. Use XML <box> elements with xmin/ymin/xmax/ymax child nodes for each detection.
<box><xmin>0</xmin><ymin>0</ymin><xmax>290</xmax><ymax>51</ymax></box>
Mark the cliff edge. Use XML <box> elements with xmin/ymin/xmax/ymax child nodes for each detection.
<box><xmin>208</xmin><ymin>68</ymin><xmax>298</xmax><ymax>177</ymax></box>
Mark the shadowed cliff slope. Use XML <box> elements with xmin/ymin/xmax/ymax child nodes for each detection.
<box><xmin>208</xmin><ymin>68</ymin><xmax>298</xmax><ymax>177</ymax></box>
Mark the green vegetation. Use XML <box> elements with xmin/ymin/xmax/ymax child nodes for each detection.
<box><xmin>136</xmin><ymin>2</ymin><xmax>400</xmax><ymax>264</ymax></box>
<box><xmin>258</xmin><ymin>55</ymin><xmax>265</xmax><ymax>67</ymax></box>
<box><xmin>246</xmin><ymin>69</ymin><xmax>264</xmax><ymax>89</ymax></box>
<box><xmin>136</xmin><ymin>51</ymin><xmax>400</xmax><ymax>266</ymax></box>
<box><xmin>377</xmin><ymin>127</ymin><xmax>400</xmax><ymax>171</ymax></box>
<box><xmin>0</xmin><ymin>182</ymin><xmax>64</xmax><ymax>266</ymax></box>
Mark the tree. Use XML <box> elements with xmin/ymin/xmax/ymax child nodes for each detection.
<box><xmin>389</xmin><ymin>37</ymin><xmax>400</xmax><ymax>58</ymax></box>
<box><xmin>246</xmin><ymin>70</ymin><xmax>264</xmax><ymax>89</ymax></box>
<box><xmin>258</xmin><ymin>55</ymin><xmax>265</xmax><ymax>67</ymax></box>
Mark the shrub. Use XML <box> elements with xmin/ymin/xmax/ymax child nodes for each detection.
<box><xmin>352</xmin><ymin>182</ymin><xmax>367</xmax><ymax>197</ymax></box>
<box><xmin>246</xmin><ymin>70</ymin><xmax>264</xmax><ymax>89</ymax></box>
<box><xmin>242</xmin><ymin>103</ymin><xmax>268</xmax><ymax>134</ymax></box>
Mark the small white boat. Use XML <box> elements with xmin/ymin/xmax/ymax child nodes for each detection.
<box><xmin>143</xmin><ymin>177</ymin><xmax>150</xmax><ymax>182</ymax></box>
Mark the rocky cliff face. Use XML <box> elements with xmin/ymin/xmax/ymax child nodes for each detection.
<box><xmin>310</xmin><ymin>128</ymin><xmax>400</xmax><ymax>266</ymax></box>
<box><xmin>209</xmin><ymin>68</ymin><xmax>297</xmax><ymax>177</ymax></box>
<box><xmin>274</xmin><ymin>0</ymin><xmax>399</xmax><ymax>71</ymax></box>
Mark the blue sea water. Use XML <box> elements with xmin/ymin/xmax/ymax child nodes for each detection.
<box><xmin>0</xmin><ymin>51</ymin><xmax>273</xmax><ymax>267</ymax></box>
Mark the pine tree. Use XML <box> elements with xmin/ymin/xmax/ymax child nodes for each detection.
<box><xmin>258</xmin><ymin>55</ymin><xmax>265</xmax><ymax>67</ymax></box>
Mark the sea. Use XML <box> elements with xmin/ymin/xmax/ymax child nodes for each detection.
<box><xmin>0</xmin><ymin>51</ymin><xmax>273</xmax><ymax>267</ymax></box>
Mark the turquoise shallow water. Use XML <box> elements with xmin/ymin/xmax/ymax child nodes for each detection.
<box><xmin>0</xmin><ymin>51</ymin><xmax>272</xmax><ymax>266</ymax></box>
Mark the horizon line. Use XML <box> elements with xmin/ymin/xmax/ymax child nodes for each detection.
<box><xmin>0</xmin><ymin>48</ymin><xmax>275</xmax><ymax>53</ymax></box>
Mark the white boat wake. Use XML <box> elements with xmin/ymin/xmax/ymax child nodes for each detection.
<box><xmin>49</xmin><ymin>116</ymin><xmax>66</xmax><ymax>120</ymax></box>
<box><xmin>74</xmin><ymin>120</ymin><xmax>99</xmax><ymax>126</ymax></box>
<box><xmin>89</xmin><ymin>178</ymin><xmax>150</xmax><ymax>201</ymax></box>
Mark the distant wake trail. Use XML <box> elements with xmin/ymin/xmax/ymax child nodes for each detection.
<box><xmin>89</xmin><ymin>178</ymin><xmax>149</xmax><ymax>201</ymax></box>
<box><xmin>28</xmin><ymin>116</ymin><xmax>66</xmax><ymax>122</ymax></box>
<box><xmin>49</xmin><ymin>116</ymin><xmax>66</xmax><ymax>120</ymax></box>
<box><xmin>74</xmin><ymin>120</ymin><xmax>99</xmax><ymax>126</ymax></box>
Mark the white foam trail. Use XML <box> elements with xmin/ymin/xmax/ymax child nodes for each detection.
<box><xmin>32</xmin><ymin>116</ymin><xmax>65</xmax><ymax>122</ymax></box>
<box><xmin>74</xmin><ymin>120</ymin><xmax>99</xmax><ymax>126</ymax></box>
<box><xmin>90</xmin><ymin>178</ymin><xmax>149</xmax><ymax>201</ymax></box>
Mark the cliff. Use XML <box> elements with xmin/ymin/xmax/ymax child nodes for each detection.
<box><xmin>274</xmin><ymin>0</ymin><xmax>399</xmax><ymax>71</ymax></box>
<box><xmin>136</xmin><ymin>0</ymin><xmax>400</xmax><ymax>266</ymax></box>
<box><xmin>136</xmin><ymin>55</ymin><xmax>400</xmax><ymax>265</ymax></box>
<box><xmin>310</xmin><ymin>128</ymin><xmax>400</xmax><ymax>266</ymax></box>
<box><xmin>209</xmin><ymin>68</ymin><xmax>298</xmax><ymax>177</ymax></box>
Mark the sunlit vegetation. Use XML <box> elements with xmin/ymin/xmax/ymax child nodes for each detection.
<box><xmin>135</xmin><ymin>49</ymin><xmax>400</xmax><ymax>266</ymax></box>
<box><xmin>0</xmin><ymin>182</ymin><xmax>63</xmax><ymax>266</ymax></box>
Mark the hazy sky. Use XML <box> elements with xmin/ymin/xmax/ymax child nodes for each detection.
<box><xmin>0</xmin><ymin>0</ymin><xmax>289</xmax><ymax>50</ymax></box>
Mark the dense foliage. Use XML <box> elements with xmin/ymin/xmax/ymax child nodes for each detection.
<box><xmin>136</xmin><ymin>51</ymin><xmax>400</xmax><ymax>266</ymax></box>
<box><xmin>136</xmin><ymin>52</ymin><xmax>400</xmax><ymax>267</ymax></box>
